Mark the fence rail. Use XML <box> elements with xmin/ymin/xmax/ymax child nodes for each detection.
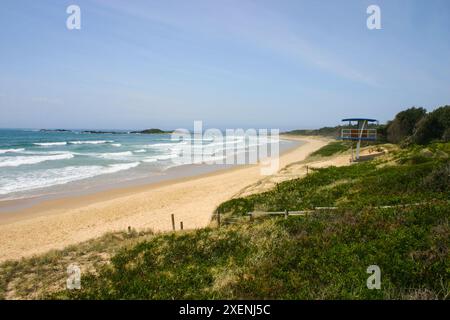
<box><xmin>211</xmin><ymin>200</ymin><xmax>448</xmax><ymax>228</ymax></box>
<box><xmin>247</xmin><ymin>210</ymin><xmax>311</xmax><ymax>216</ymax></box>
<box><xmin>246</xmin><ymin>201</ymin><xmax>446</xmax><ymax>219</ymax></box>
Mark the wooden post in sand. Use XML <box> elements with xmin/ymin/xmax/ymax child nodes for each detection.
<box><xmin>180</xmin><ymin>221</ymin><xmax>184</xmax><ymax>230</ymax></box>
<box><xmin>171</xmin><ymin>214</ymin><xmax>175</xmax><ymax>231</ymax></box>
<box><xmin>306</xmin><ymin>166</ymin><xmax>309</xmax><ymax>175</ymax></box>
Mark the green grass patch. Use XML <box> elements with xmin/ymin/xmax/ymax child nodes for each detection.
<box><xmin>0</xmin><ymin>229</ymin><xmax>154</xmax><ymax>300</ymax></box>
<box><xmin>49</xmin><ymin>203</ymin><xmax>449</xmax><ymax>299</ymax></box>
<box><xmin>217</xmin><ymin>149</ymin><xmax>449</xmax><ymax>216</ymax></box>
<box><xmin>310</xmin><ymin>141</ymin><xmax>350</xmax><ymax>157</ymax></box>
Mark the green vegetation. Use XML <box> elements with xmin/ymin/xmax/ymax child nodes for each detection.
<box><xmin>386</xmin><ymin>105</ymin><xmax>450</xmax><ymax>145</ymax></box>
<box><xmin>46</xmin><ymin>202</ymin><xmax>450</xmax><ymax>300</ymax></box>
<box><xmin>413</xmin><ymin>106</ymin><xmax>450</xmax><ymax>145</ymax></box>
<box><xmin>386</xmin><ymin>107</ymin><xmax>427</xmax><ymax>143</ymax></box>
<box><xmin>310</xmin><ymin>141</ymin><xmax>350</xmax><ymax>157</ymax></box>
<box><xmin>0</xmin><ymin>229</ymin><xmax>154</xmax><ymax>300</ymax></box>
<box><xmin>285</xmin><ymin>105</ymin><xmax>450</xmax><ymax>147</ymax></box>
<box><xmin>284</xmin><ymin>126</ymin><xmax>342</xmax><ymax>137</ymax></box>
<box><xmin>217</xmin><ymin>143</ymin><xmax>449</xmax><ymax>216</ymax></box>
<box><xmin>37</xmin><ymin>142</ymin><xmax>448</xmax><ymax>300</ymax></box>
<box><xmin>131</xmin><ymin>128</ymin><xmax>172</xmax><ymax>134</ymax></box>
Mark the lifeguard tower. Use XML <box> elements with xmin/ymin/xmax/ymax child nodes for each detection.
<box><xmin>340</xmin><ymin>118</ymin><xmax>378</xmax><ymax>161</ymax></box>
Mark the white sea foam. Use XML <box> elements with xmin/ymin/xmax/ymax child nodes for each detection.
<box><xmin>143</xmin><ymin>154</ymin><xmax>178</xmax><ymax>162</ymax></box>
<box><xmin>133</xmin><ymin>149</ymin><xmax>146</xmax><ymax>153</ymax></box>
<box><xmin>69</xmin><ymin>140</ymin><xmax>113</xmax><ymax>145</ymax></box>
<box><xmin>156</xmin><ymin>154</ymin><xmax>179</xmax><ymax>160</ymax></box>
<box><xmin>0</xmin><ymin>162</ymin><xmax>140</xmax><ymax>195</ymax></box>
<box><xmin>102</xmin><ymin>162</ymin><xmax>140</xmax><ymax>173</ymax></box>
<box><xmin>0</xmin><ymin>148</ymin><xmax>25</xmax><ymax>154</ymax></box>
<box><xmin>148</xmin><ymin>142</ymin><xmax>179</xmax><ymax>148</ymax></box>
<box><xmin>111</xmin><ymin>143</ymin><xmax>122</xmax><ymax>147</ymax></box>
<box><xmin>0</xmin><ymin>153</ymin><xmax>74</xmax><ymax>168</ymax></box>
<box><xmin>16</xmin><ymin>150</ymin><xmax>73</xmax><ymax>155</ymax></box>
<box><xmin>34</xmin><ymin>142</ymin><xmax>67</xmax><ymax>146</ymax></box>
<box><xmin>96</xmin><ymin>151</ymin><xmax>133</xmax><ymax>159</ymax></box>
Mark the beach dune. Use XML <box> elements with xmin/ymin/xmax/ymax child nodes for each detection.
<box><xmin>0</xmin><ymin>136</ymin><xmax>329</xmax><ymax>262</ymax></box>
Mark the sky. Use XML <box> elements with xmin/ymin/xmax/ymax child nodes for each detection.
<box><xmin>0</xmin><ymin>0</ymin><xmax>449</xmax><ymax>130</ymax></box>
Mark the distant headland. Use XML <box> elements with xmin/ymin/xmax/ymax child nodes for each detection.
<box><xmin>130</xmin><ymin>128</ymin><xmax>173</xmax><ymax>134</ymax></box>
<box><xmin>39</xmin><ymin>128</ymin><xmax>173</xmax><ymax>134</ymax></box>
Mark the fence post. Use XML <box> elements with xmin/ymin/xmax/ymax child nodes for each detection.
<box><xmin>180</xmin><ymin>221</ymin><xmax>184</xmax><ymax>230</ymax></box>
<box><xmin>284</xmin><ymin>209</ymin><xmax>289</xmax><ymax>219</ymax></box>
<box><xmin>249</xmin><ymin>212</ymin><xmax>253</xmax><ymax>222</ymax></box>
<box><xmin>171</xmin><ymin>214</ymin><xmax>175</xmax><ymax>231</ymax></box>
<box><xmin>306</xmin><ymin>166</ymin><xmax>309</xmax><ymax>175</ymax></box>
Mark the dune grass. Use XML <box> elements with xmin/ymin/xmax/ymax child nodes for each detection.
<box><xmin>0</xmin><ymin>229</ymin><xmax>154</xmax><ymax>299</ymax></box>
<box><xmin>1</xmin><ymin>142</ymin><xmax>448</xmax><ymax>300</ymax></box>
<box><xmin>309</xmin><ymin>141</ymin><xmax>350</xmax><ymax>157</ymax></box>
<box><xmin>217</xmin><ymin>143</ymin><xmax>449</xmax><ymax>217</ymax></box>
<box><xmin>41</xmin><ymin>142</ymin><xmax>449</xmax><ymax>300</ymax></box>
<box><xmin>46</xmin><ymin>202</ymin><xmax>449</xmax><ymax>300</ymax></box>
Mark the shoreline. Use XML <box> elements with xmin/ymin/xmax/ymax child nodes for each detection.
<box><xmin>0</xmin><ymin>135</ymin><xmax>330</xmax><ymax>262</ymax></box>
<box><xmin>0</xmin><ymin>139</ymin><xmax>299</xmax><ymax>213</ymax></box>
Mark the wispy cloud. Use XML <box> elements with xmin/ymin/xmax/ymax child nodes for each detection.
<box><xmin>202</xmin><ymin>1</ymin><xmax>377</xmax><ymax>85</ymax></box>
<box><xmin>94</xmin><ymin>0</ymin><xmax>376</xmax><ymax>86</ymax></box>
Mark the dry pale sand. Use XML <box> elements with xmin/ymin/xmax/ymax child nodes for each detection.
<box><xmin>0</xmin><ymin>136</ymin><xmax>330</xmax><ymax>262</ymax></box>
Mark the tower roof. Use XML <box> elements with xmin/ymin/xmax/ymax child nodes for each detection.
<box><xmin>341</xmin><ymin>118</ymin><xmax>378</xmax><ymax>122</ymax></box>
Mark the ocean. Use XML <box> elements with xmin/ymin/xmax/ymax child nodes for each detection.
<box><xmin>0</xmin><ymin>129</ymin><xmax>296</xmax><ymax>204</ymax></box>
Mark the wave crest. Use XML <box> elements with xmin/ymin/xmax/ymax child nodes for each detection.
<box><xmin>0</xmin><ymin>162</ymin><xmax>140</xmax><ymax>195</ymax></box>
<box><xmin>0</xmin><ymin>153</ymin><xmax>74</xmax><ymax>167</ymax></box>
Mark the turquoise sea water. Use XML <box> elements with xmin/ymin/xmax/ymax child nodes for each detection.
<box><xmin>0</xmin><ymin>129</ymin><xmax>295</xmax><ymax>202</ymax></box>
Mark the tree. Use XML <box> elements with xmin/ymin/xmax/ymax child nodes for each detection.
<box><xmin>413</xmin><ymin>105</ymin><xmax>450</xmax><ymax>144</ymax></box>
<box><xmin>386</xmin><ymin>107</ymin><xmax>426</xmax><ymax>143</ymax></box>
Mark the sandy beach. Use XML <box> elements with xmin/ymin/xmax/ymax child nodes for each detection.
<box><xmin>0</xmin><ymin>136</ymin><xmax>330</xmax><ymax>262</ymax></box>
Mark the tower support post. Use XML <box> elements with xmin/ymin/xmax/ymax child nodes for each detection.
<box><xmin>356</xmin><ymin>140</ymin><xmax>361</xmax><ymax>160</ymax></box>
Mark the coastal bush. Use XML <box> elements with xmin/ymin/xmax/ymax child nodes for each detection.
<box><xmin>412</xmin><ymin>106</ymin><xmax>450</xmax><ymax>145</ymax></box>
<box><xmin>386</xmin><ymin>107</ymin><xmax>427</xmax><ymax>144</ymax></box>
<box><xmin>46</xmin><ymin>143</ymin><xmax>449</xmax><ymax>300</ymax></box>
<box><xmin>286</xmin><ymin>105</ymin><xmax>449</xmax><ymax>146</ymax></box>
<box><xmin>383</xmin><ymin>105</ymin><xmax>450</xmax><ymax>146</ymax></box>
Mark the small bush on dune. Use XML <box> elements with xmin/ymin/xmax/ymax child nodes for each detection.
<box><xmin>422</xmin><ymin>162</ymin><xmax>450</xmax><ymax>193</ymax></box>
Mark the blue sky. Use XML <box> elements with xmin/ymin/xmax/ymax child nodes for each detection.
<box><xmin>0</xmin><ymin>0</ymin><xmax>449</xmax><ymax>130</ymax></box>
